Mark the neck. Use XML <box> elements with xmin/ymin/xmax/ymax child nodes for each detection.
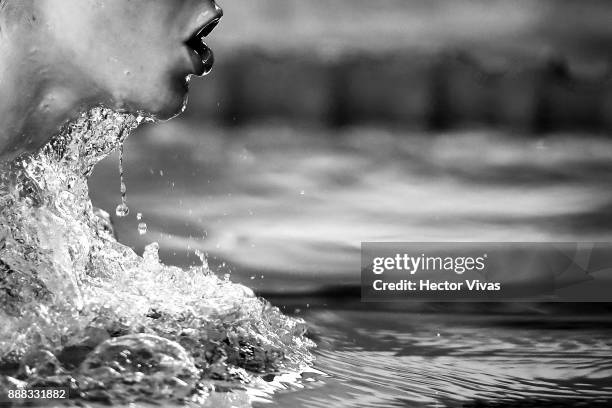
<box><xmin>0</xmin><ymin>28</ymin><xmax>107</xmax><ymax>162</ymax></box>
<box><xmin>0</xmin><ymin>72</ymin><xmax>98</xmax><ymax>162</ymax></box>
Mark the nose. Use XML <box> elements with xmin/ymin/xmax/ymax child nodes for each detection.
<box><xmin>213</xmin><ymin>2</ymin><xmax>223</xmax><ymax>19</ymax></box>
<box><xmin>195</xmin><ymin>0</ymin><xmax>223</xmax><ymax>30</ymax></box>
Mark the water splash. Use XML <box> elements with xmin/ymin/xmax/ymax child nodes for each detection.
<box><xmin>0</xmin><ymin>107</ymin><xmax>314</xmax><ymax>405</ymax></box>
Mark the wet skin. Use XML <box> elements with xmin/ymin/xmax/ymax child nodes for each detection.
<box><xmin>0</xmin><ymin>0</ymin><xmax>222</xmax><ymax>161</ymax></box>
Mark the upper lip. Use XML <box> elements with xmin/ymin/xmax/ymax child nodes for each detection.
<box><xmin>185</xmin><ymin>9</ymin><xmax>223</xmax><ymax>45</ymax></box>
<box><xmin>191</xmin><ymin>18</ymin><xmax>220</xmax><ymax>41</ymax></box>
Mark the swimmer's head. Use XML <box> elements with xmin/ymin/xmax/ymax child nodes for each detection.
<box><xmin>0</xmin><ymin>0</ymin><xmax>222</xmax><ymax>145</ymax></box>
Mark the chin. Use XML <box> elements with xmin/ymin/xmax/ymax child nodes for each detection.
<box><xmin>126</xmin><ymin>74</ymin><xmax>190</xmax><ymax>121</ymax></box>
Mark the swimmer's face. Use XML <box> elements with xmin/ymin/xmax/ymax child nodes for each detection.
<box><xmin>25</xmin><ymin>0</ymin><xmax>222</xmax><ymax>120</ymax></box>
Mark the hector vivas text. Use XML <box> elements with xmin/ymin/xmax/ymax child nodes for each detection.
<box><xmin>371</xmin><ymin>253</ymin><xmax>501</xmax><ymax>292</ymax></box>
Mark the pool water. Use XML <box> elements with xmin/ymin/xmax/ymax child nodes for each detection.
<box><xmin>85</xmin><ymin>121</ymin><xmax>612</xmax><ymax>406</ymax></box>
<box><xmin>69</xmin><ymin>304</ymin><xmax>612</xmax><ymax>407</ymax></box>
<box><xmin>273</xmin><ymin>306</ymin><xmax>612</xmax><ymax>408</ymax></box>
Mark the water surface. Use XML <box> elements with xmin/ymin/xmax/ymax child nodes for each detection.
<box><xmin>86</xmin><ymin>122</ymin><xmax>612</xmax><ymax>406</ymax></box>
<box><xmin>267</xmin><ymin>307</ymin><xmax>612</xmax><ymax>407</ymax></box>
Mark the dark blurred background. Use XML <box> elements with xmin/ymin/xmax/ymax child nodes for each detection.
<box><xmin>90</xmin><ymin>0</ymin><xmax>612</xmax><ymax>294</ymax></box>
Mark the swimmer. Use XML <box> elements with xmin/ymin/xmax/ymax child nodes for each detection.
<box><xmin>0</xmin><ymin>0</ymin><xmax>222</xmax><ymax>161</ymax></box>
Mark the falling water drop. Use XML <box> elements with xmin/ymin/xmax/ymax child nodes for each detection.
<box><xmin>137</xmin><ymin>212</ymin><xmax>143</xmax><ymax>221</ymax></box>
<box><xmin>115</xmin><ymin>202</ymin><xmax>129</xmax><ymax>217</ymax></box>
<box><xmin>115</xmin><ymin>144</ymin><xmax>129</xmax><ymax>217</ymax></box>
<box><xmin>138</xmin><ymin>222</ymin><xmax>148</xmax><ymax>235</ymax></box>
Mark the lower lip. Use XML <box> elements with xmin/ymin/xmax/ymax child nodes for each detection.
<box><xmin>187</xmin><ymin>44</ymin><xmax>214</xmax><ymax>77</ymax></box>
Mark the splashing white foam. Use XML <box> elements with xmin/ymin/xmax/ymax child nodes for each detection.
<box><xmin>0</xmin><ymin>107</ymin><xmax>314</xmax><ymax>405</ymax></box>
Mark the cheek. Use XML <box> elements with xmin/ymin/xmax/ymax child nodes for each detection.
<box><xmin>53</xmin><ymin>12</ymin><xmax>176</xmax><ymax>88</ymax></box>
<box><xmin>91</xmin><ymin>41</ymin><xmax>187</xmax><ymax>115</ymax></box>
<box><xmin>102</xmin><ymin>36</ymin><xmax>186</xmax><ymax>90</ymax></box>
<box><xmin>41</xmin><ymin>0</ymin><xmax>190</xmax><ymax>118</ymax></box>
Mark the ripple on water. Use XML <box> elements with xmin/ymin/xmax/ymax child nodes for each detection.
<box><xmin>298</xmin><ymin>310</ymin><xmax>612</xmax><ymax>408</ymax></box>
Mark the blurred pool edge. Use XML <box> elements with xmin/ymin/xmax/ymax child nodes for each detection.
<box><xmin>187</xmin><ymin>48</ymin><xmax>612</xmax><ymax>134</ymax></box>
<box><xmin>259</xmin><ymin>284</ymin><xmax>612</xmax><ymax>319</ymax></box>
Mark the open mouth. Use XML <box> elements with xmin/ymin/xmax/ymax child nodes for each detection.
<box><xmin>185</xmin><ymin>18</ymin><xmax>221</xmax><ymax>76</ymax></box>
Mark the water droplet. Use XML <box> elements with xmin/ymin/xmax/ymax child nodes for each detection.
<box><xmin>115</xmin><ymin>202</ymin><xmax>129</xmax><ymax>217</ymax></box>
<box><xmin>138</xmin><ymin>222</ymin><xmax>147</xmax><ymax>235</ymax></box>
<box><xmin>136</xmin><ymin>212</ymin><xmax>143</xmax><ymax>220</ymax></box>
<box><xmin>300</xmin><ymin>190</ymin><xmax>305</xmax><ymax>195</ymax></box>
<box><xmin>116</xmin><ymin>144</ymin><xmax>129</xmax><ymax>217</ymax></box>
